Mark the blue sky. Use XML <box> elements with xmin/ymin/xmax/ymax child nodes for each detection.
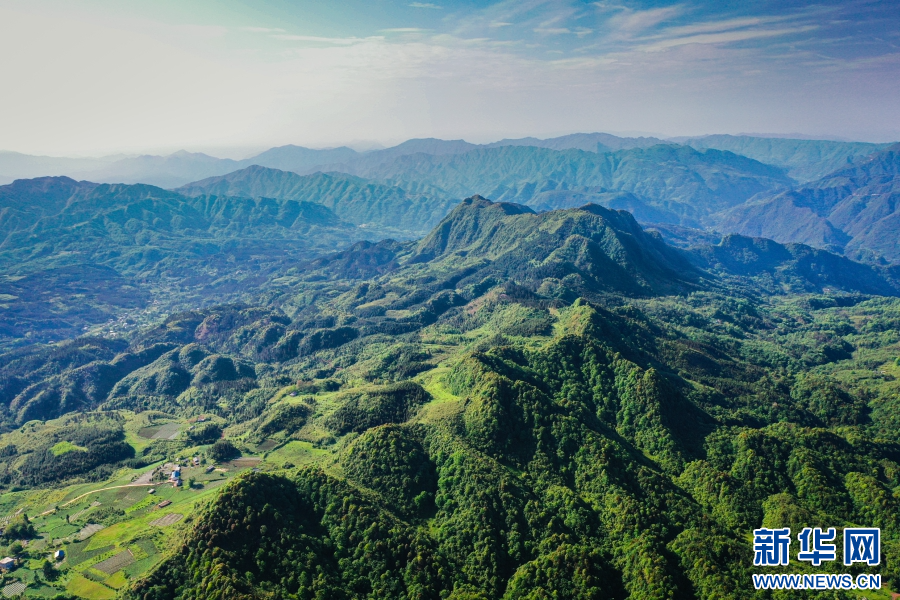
<box><xmin>1</xmin><ymin>0</ymin><xmax>898</xmax><ymax>155</ymax></box>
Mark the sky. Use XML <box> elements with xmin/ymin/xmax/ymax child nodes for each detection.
<box><xmin>1</xmin><ymin>0</ymin><xmax>899</xmax><ymax>157</ymax></box>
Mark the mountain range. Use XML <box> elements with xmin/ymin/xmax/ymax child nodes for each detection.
<box><xmin>170</xmin><ymin>139</ymin><xmax>900</xmax><ymax>264</ymax></box>
<box><xmin>330</xmin><ymin>144</ymin><xmax>792</xmax><ymax>227</ymax></box>
<box><xmin>676</xmin><ymin>134</ymin><xmax>887</xmax><ymax>182</ymax></box>
<box><xmin>176</xmin><ymin>166</ymin><xmax>456</xmax><ymax>234</ymax></box>
<box><xmin>5</xmin><ymin>132</ymin><xmax>897</xmax><ymax>269</ymax></box>
<box><xmin>0</xmin><ymin>192</ymin><xmax>899</xmax><ymax>598</ymax></box>
<box><xmin>717</xmin><ymin>143</ymin><xmax>900</xmax><ymax>262</ymax></box>
<box><xmin>1</xmin><ymin>132</ymin><xmax>888</xmax><ymax>188</ymax></box>
<box><xmin>4</xmin><ymin>194</ymin><xmax>898</xmax><ymax>426</ymax></box>
<box><xmin>3</xmin><ymin>130</ymin><xmax>900</xmax><ymax>352</ymax></box>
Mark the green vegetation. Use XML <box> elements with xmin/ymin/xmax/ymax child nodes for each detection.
<box><xmin>207</xmin><ymin>440</ymin><xmax>239</xmax><ymax>463</ymax></box>
<box><xmin>0</xmin><ymin>178</ymin><xmax>362</xmax><ymax>349</ymax></box>
<box><xmin>4</xmin><ymin>137</ymin><xmax>897</xmax><ymax>353</ymax></box>
<box><xmin>0</xmin><ymin>193</ymin><xmax>898</xmax><ymax>598</ymax></box>
<box><xmin>4</xmin><ymin>513</ymin><xmax>36</xmax><ymax>539</ymax></box>
<box><xmin>50</xmin><ymin>442</ymin><xmax>89</xmax><ymax>456</ymax></box>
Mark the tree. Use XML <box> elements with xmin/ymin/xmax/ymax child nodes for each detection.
<box><xmin>42</xmin><ymin>559</ymin><xmax>57</xmax><ymax>581</ymax></box>
<box><xmin>186</xmin><ymin>422</ymin><xmax>222</xmax><ymax>444</ymax></box>
<box><xmin>3</xmin><ymin>514</ymin><xmax>34</xmax><ymax>540</ymax></box>
<box><xmin>207</xmin><ymin>440</ymin><xmax>239</xmax><ymax>463</ymax></box>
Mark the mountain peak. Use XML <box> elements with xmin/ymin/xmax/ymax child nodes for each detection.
<box><xmin>411</xmin><ymin>195</ymin><xmax>696</xmax><ymax>295</ymax></box>
<box><xmin>458</xmin><ymin>194</ymin><xmax>534</xmax><ymax>214</ymax></box>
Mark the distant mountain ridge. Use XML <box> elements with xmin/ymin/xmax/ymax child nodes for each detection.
<box><xmin>176</xmin><ymin>165</ymin><xmax>457</xmax><ymax>235</ymax></box>
<box><xmin>692</xmin><ymin>233</ymin><xmax>900</xmax><ymax>296</ymax></box>
<box><xmin>332</xmin><ymin>144</ymin><xmax>792</xmax><ymax>228</ymax></box>
<box><xmin>0</xmin><ymin>150</ymin><xmax>118</xmax><ymax>184</ymax></box>
<box><xmin>246</xmin><ymin>145</ymin><xmax>358</xmax><ymax>173</ymax></box>
<box><xmin>485</xmin><ymin>132</ymin><xmax>666</xmax><ymax>153</ymax></box>
<box><xmin>716</xmin><ymin>144</ymin><xmax>900</xmax><ymax>262</ymax></box>
<box><xmin>4</xmin><ymin>131</ymin><xmax>888</xmax><ymax>189</ymax></box>
<box><xmin>176</xmin><ymin>144</ymin><xmax>792</xmax><ymax>232</ymax></box>
<box><xmin>677</xmin><ymin>134</ymin><xmax>888</xmax><ymax>182</ymax></box>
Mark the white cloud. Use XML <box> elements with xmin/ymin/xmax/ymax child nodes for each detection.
<box><xmin>380</xmin><ymin>27</ymin><xmax>430</xmax><ymax>33</ymax></box>
<box><xmin>655</xmin><ymin>17</ymin><xmax>775</xmax><ymax>38</ymax></box>
<box><xmin>271</xmin><ymin>34</ymin><xmax>372</xmax><ymax>45</ymax></box>
<box><xmin>608</xmin><ymin>6</ymin><xmax>683</xmax><ymax>33</ymax></box>
<box><xmin>409</xmin><ymin>2</ymin><xmax>442</xmax><ymax>8</ymax></box>
<box><xmin>639</xmin><ymin>25</ymin><xmax>819</xmax><ymax>52</ymax></box>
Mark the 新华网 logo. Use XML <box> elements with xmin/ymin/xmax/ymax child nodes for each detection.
<box><xmin>753</xmin><ymin>527</ymin><xmax>880</xmax><ymax>567</ymax></box>
<box><xmin>752</xmin><ymin>527</ymin><xmax>882</xmax><ymax>591</ymax></box>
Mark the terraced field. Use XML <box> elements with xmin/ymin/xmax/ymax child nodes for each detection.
<box><xmin>0</xmin><ymin>411</ymin><xmax>279</xmax><ymax>598</ymax></box>
<box><xmin>137</xmin><ymin>423</ymin><xmax>181</xmax><ymax>440</ymax></box>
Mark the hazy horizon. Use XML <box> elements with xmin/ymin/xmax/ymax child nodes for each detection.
<box><xmin>2</xmin><ymin>0</ymin><xmax>899</xmax><ymax>156</ymax></box>
<box><xmin>1</xmin><ymin>129</ymin><xmax>895</xmax><ymax>163</ymax></box>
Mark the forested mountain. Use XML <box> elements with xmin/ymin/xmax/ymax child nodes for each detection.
<box><xmin>332</xmin><ymin>144</ymin><xmax>791</xmax><ymax>228</ymax></box>
<box><xmin>5</xmin><ymin>141</ymin><xmax>899</xmax><ymax>353</ymax></box>
<box><xmin>692</xmin><ymin>234</ymin><xmax>900</xmax><ymax>295</ymax></box>
<box><xmin>126</xmin><ymin>200</ymin><xmax>900</xmax><ymax>598</ymax></box>
<box><xmin>2</xmin><ymin>132</ymin><xmax>898</xmax><ymax>356</ymax></box>
<box><xmin>408</xmin><ymin>196</ymin><xmax>698</xmax><ymax>294</ymax></box>
<box><xmin>1</xmin><ymin>195</ymin><xmax>898</xmax><ymax>598</ymax></box>
<box><xmin>177</xmin><ymin>166</ymin><xmax>457</xmax><ymax>234</ymax></box>
<box><xmin>716</xmin><ymin>144</ymin><xmax>900</xmax><ymax>263</ymax></box>
<box><xmin>0</xmin><ymin>176</ymin><xmax>362</xmax><ymax>348</ymax></box>
<box><xmin>679</xmin><ymin>134</ymin><xmax>888</xmax><ymax>182</ymax></box>
<box><xmin>0</xmin><ymin>178</ymin><xmax>355</xmax><ymax>270</ymax></box>
<box><xmin>176</xmin><ymin>143</ymin><xmax>795</xmax><ymax>233</ymax></box>
<box><xmin>3</xmin><ymin>128</ymin><xmax>900</xmax><ymax>599</ymax></box>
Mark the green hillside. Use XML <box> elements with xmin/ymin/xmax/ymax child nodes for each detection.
<box><xmin>0</xmin><ymin>197</ymin><xmax>897</xmax><ymax>598</ymax></box>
